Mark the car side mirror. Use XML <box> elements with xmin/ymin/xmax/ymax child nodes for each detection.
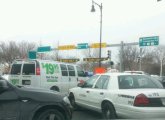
<box><xmin>77</xmin><ymin>80</ymin><xmax>85</xmax><ymax>87</ymax></box>
<box><xmin>0</xmin><ymin>80</ymin><xmax>9</xmax><ymax>92</ymax></box>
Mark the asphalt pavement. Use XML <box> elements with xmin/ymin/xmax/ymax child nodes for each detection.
<box><xmin>72</xmin><ymin>109</ymin><xmax>102</xmax><ymax>120</ymax></box>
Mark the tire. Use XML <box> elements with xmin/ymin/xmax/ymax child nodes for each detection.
<box><xmin>102</xmin><ymin>102</ymin><xmax>116</xmax><ymax>119</ymax></box>
<box><xmin>34</xmin><ymin>109</ymin><xmax>65</xmax><ymax>120</ymax></box>
<box><xmin>50</xmin><ymin>86</ymin><xmax>60</xmax><ymax>92</ymax></box>
<box><xmin>69</xmin><ymin>94</ymin><xmax>78</xmax><ymax>110</ymax></box>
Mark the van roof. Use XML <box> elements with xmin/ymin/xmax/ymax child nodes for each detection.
<box><xmin>13</xmin><ymin>59</ymin><xmax>78</xmax><ymax>65</ymax></box>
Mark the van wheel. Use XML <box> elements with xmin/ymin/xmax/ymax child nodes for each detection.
<box><xmin>34</xmin><ymin>109</ymin><xmax>65</xmax><ymax>120</ymax></box>
<box><xmin>50</xmin><ymin>86</ymin><xmax>59</xmax><ymax>92</ymax></box>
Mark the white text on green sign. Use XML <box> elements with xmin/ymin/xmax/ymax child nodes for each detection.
<box><xmin>139</xmin><ymin>36</ymin><xmax>159</xmax><ymax>47</ymax></box>
<box><xmin>77</xmin><ymin>43</ymin><xmax>89</xmax><ymax>49</ymax></box>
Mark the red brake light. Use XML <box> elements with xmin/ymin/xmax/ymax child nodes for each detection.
<box><xmin>36</xmin><ymin>67</ymin><xmax>40</xmax><ymax>75</ymax></box>
<box><xmin>134</xmin><ymin>94</ymin><xmax>149</xmax><ymax>106</ymax></box>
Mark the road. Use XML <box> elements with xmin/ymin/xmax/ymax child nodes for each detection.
<box><xmin>72</xmin><ymin>109</ymin><xmax>102</xmax><ymax>120</ymax></box>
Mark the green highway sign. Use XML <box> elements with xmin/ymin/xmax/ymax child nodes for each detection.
<box><xmin>77</xmin><ymin>43</ymin><xmax>89</xmax><ymax>49</ymax></box>
<box><xmin>37</xmin><ymin>46</ymin><xmax>51</xmax><ymax>52</ymax></box>
<box><xmin>28</xmin><ymin>51</ymin><xmax>36</xmax><ymax>59</ymax></box>
<box><xmin>139</xmin><ymin>36</ymin><xmax>159</xmax><ymax>47</ymax></box>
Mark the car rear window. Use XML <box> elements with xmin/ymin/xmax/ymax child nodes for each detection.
<box><xmin>118</xmin><ymin>75</ymin><xmax>163</xmax><ymax>89</ymax></box>
<box><xmin>10</xmin><ymin>64</ymin><xmax>22</xmax><ymax>75</ymax></box>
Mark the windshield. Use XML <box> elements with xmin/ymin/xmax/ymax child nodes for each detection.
<box><xmin>118</xmin><ymin>75</ymin><xmax>163</xmax><ymax>89</ymax></box>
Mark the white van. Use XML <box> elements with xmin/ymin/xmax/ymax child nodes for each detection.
<box><xmin>8</xmin><ymin>59</ymin><xmax>87</xmax><ymax>93</ymax></box>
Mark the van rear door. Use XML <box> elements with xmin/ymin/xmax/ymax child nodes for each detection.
<box><xmin>22</xmin><ymin>61</ymin><xmax>40</xmax><ymax>87</ymax></box>
<box><xmin>60</xmin><ymin>64</ymin><xmax>69</xmax><ymax>93</ymax></box>
<box><xmin>9</xmin><ymin>63</ymin><xmax>22</xmax><ymax>85</ymax></box>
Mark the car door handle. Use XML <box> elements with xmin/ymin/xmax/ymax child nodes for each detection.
<box><xmin>100</xmin><ymin>92</ymin><xmax>104</xmax><ymax>95</ymax></box>
<box><xmin>86</xmin><ymin>91</ymin><xmax>90</xmax><ymax>93</ymax></box>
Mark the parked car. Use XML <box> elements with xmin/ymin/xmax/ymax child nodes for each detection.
<box><xmin>1</xmin><ymin>74</ymin><xmax>9</xmax><ymax>80</ymax></box>
<box><xmin>69</xmin><ymin>73</ymin><xmax>165</xmax><ymax>119</ymax></box>
<box><xmin>0</xmin><ymin>77</ymin><xmax>72</xmax><ymax>120</ymax></box>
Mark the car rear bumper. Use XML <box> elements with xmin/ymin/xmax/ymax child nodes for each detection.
<box><xmin>118</xmin><ymin>106</ymin><xmax>165</xmax><ymax>119</ymax></box>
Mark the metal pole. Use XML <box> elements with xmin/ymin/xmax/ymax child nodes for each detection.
<box><xmin>160</xmin><ymin>58</ymin><xmax>163</xmax><ymax>76</ymax></box>
<box><xmin>139</xmin><ymin>48</ymin><xmax>142</xmax><ymax>71</ymax></box>
<box><xmin>99</xmin><ymin>3</ymin><xmax>102</xmax><ymax>67</ymax></box>
<box><xmin>120</xmin><ymin>41</ymin><xmax>124</xmax><ymax>72</ymax></box>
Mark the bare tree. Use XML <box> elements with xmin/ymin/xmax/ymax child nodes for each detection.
<box><xmin>119</xmin><ymin>46</ymin><xmax>140</xmax><ymax>71</ymax></box>
<box><xmin>19</xmin><ymin>41</ymin><xmax>36</xmax><ymax>59</ymax></box>
<box><xmin>0</xmin><ymin>41</ymin><xmax>36</xmax><ymax>63</ymax></box>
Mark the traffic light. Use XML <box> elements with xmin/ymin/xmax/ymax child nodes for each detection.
<box><xmin>107</xmin><ymin>50</ymin><xmax>111</xmax><ymax>58</ymax></box>
<box><xmin>137</xmin><ymin>57</ymin><xmax>141</xmax><ymax>63</ymax></box>
<box><xmin>110</xmin><ymin>61</ymin><xmax>114</xmax><ymax>66</ymax></box>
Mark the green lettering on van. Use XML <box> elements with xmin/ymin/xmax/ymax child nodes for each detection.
<box><xmin>42</xmin><ymin>63</ymin><xmax>59</xmax><ymax>74</ymax></box>
<box><xmin>47</xmin><ymin>79</ymin><xmax>58</xmax><ymax>82</ymax></box>
<box><xmin>10</xmin><ymin>79</ymin><xmax>19</xmax><ymax>85</ymax></box>
<box><xmin>54</xmin><ymin>64</ymin><xmax>59</xmax><ymax>73</ymax></box>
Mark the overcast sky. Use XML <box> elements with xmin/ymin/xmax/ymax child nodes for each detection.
<box><xmin>0</xmin><ymin>0</ymin><xmax>165</xmax><ymax>60</ymax></box>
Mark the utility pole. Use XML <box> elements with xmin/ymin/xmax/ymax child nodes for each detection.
<box><xmin>139</xmin><ymin>48</ymin><xmax>142</xmax><ymax>71</ymax></box>
<box><xmin>120</xmin><ymin>41</ymin><xmax>124</xmax><ymax>72</ymax></box>
<box><xmin>91</xmin><ymin>0</ymin><xmax>103</xmax><ymax>67</ymax></box>
<box><xmin>160</xmin><ymin>55</ymin><xmax>164</xmax><ymax>76</ymax></box>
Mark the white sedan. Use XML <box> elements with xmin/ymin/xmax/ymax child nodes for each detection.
<box><xmin>69</xmin><ymin>73</ymin><xmax>165</xmax><ymax>119</ymax></box>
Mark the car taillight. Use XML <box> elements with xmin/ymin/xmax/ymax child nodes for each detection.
<box><xmin>36</xmin><ymin>67</ymin><xmax>40</xmax><ymax>75</ymax></box>
<box><xmin>134</xmin><ymin>94</ymin><xmax>149</xmax><ymax>106</ymax></box>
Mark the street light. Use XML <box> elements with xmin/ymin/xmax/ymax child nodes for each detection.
<box><xmin>91</xmin><ymin>0</ymin><xmax>103</xmax><ymax>67</ymax></box>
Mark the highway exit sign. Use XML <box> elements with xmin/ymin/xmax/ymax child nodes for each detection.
<box><xmin>37</xmin><ymin>46</ymin><xmax>51</xmax><ymax>52</ymax></box>
<box><xmin>139</xmin><ymin>36</ymin><xmax>159</xmax><ymax>47</ymax></box>
<box><xmin>28</xmin><ymin>51</ymin><xmax>36</xmax><ymax>59</ymax></box>
<box><xmin>77</xmin><ymin>43</ymin><xmax>89</xmax><ymax>49</ymax></box>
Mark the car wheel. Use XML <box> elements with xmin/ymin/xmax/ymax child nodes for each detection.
<box><xmin>69</xmin><ymin>94</ymin><xmax>78</xmax><ymax>110</ymax></box>
<box><xmin>50</xmin><ymin>86</ymin><xmax>60</xmax><ymax>92</ymax></box>
<box><xmin>34</xmin><ymin>109</ymin><xmax>65</xmax><ymax>120</ymax></box>
<box><xmin>102</xmin><ymin>102</ymin><xmax>116</xmax><ymax>119</ymax></box>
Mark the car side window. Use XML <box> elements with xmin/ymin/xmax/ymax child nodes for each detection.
<box><xmin>94</xmin><ymin>75</ymin><xmax>110</xmax><ymax>89</ymax></box>
<box><xmin>60</xmin><ymin>64</ymin><xmax>68</xmax><ymax>76</ymax></box>
<box><xmin>118</xmin><ymin>76</ymin><xmax>132</xmax><ymax>89</ymax></box>
<box><xmin>83</xmin><ymin>75</ymin><xmax>99</xmax><ymax>88</ymax></box>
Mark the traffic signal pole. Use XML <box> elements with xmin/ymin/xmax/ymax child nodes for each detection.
<box><xmin>106</xmin><ymin>41</ymin><xmax>138</xmax><ymax>72</ymax></box>
<box><xmin>52</xmin><ymin>41</ymin><xmax>139</xmax><ymax>72</ymax></box>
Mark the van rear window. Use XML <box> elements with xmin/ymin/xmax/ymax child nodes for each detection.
<box><xmin>11</xmin><ymin>64</ymin><xmax>22</xmax><ymax>75</ymax></box>
<box><xmin>23</xmin><ymin>64</ymin><xmax>35</xmax><ymax>75</ymax></box>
